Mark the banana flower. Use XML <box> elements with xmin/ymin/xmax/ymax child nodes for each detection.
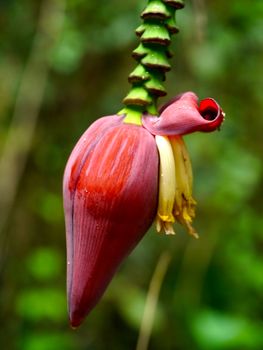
<box><xmin>63</xmin><ymin>91</ymin><xmax>224</xmax><ymax>327</ymax></box>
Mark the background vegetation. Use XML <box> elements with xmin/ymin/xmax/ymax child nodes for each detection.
<box><xmin>0</xmin><ymin>0</ymin><xmax>262</xmax><ymax>349</ymax></box>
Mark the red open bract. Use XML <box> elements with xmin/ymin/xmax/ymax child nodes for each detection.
<box><xmin>142</xmin><ymin>92</ymin><xmax>224</xmax><ymax>135</ymax></box>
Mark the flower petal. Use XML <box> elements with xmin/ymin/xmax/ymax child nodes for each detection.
<box><xmin>142</xmin><ymin>91</ymin><xmax>224</xmax><ymax>136</ymax></box>
<box><xmin>169</xmin><ymin>136</ymin><xmax>198</xmax><ymax>238</ymax></box>
<box><xmin>155</xmin><ymin>135</ymin><xmax>176</xmax><ymax>235</ymax></box>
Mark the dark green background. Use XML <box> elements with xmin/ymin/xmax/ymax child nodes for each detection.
<box><xmin>0</xmin><ymin>0</ymin><xmax>262</xmax><ymax>349</ymax></box>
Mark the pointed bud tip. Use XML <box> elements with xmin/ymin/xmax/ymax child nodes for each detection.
<box><xmin>70</xmin><ymin>324</ymin><xmax>78</xmax><ymax>330</ymax></box>
<box><xmin>68</xmin><ymin>303</ymin><xmax>86</xmax><ymax>329</ymax></box>
<box><xmin>69</xmin><ymin>314</ymin><xmax>84</xmax><ymax>329</ymax></box>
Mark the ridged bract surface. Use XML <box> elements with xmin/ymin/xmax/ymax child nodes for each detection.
<box><xmin>63</xmin><ymin>115</ymin><xmax>158</xmax><ymax>327</ymax></box>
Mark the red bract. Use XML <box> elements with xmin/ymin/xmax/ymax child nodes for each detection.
<box><xmin>63</xmin><ymin>92</ymin><xmax>224</xmax><ymax>327</ymax></box>
<box><xmin>63</xmin><ymin>115</ymin><xmax>158</xmax><ymax>327</ymax></box>
<box><xmin>142</xmin><ymin>92</ymin><xmax>224</xmax><ymax>135</ymax></box>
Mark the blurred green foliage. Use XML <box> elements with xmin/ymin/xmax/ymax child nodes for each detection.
<box><xmin>0</xmin><ymin>0</ymin><xmax>263</xmax><ymax>349</ymax></box>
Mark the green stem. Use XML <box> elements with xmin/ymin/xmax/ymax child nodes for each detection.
<box><xmin>120</xmin><ymin>0</ymin><xmax>185</xmax><ymax>125</ymax></box>
<box><xmin>136</xmin><ymin>252</ymin><xmax>171</xmax><ymax>350</ymax></box>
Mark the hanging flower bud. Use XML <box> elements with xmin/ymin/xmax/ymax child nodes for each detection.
<box><xmin>63</xmin><ymin>92</ymin><xmax>224</xmax><ymax>327</ymax></box>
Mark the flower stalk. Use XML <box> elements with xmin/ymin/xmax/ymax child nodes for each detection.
<box><xmin>121</xmin><ymin>0</ymin><xmax>185</xmax><ymax>124</ymax></box>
